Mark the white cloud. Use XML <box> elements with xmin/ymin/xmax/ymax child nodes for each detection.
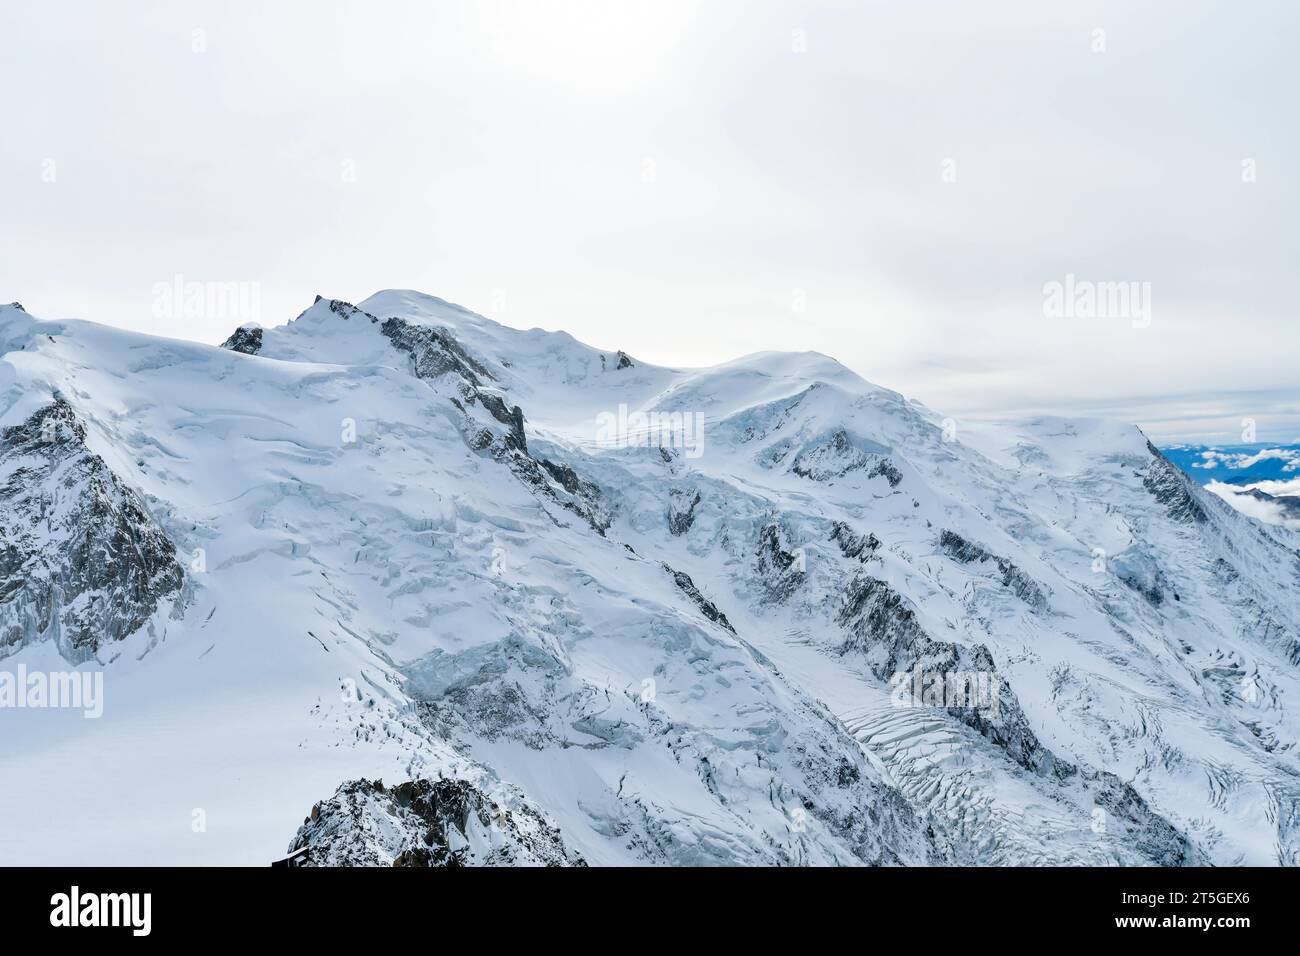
<box><xmin>1241</xmin><ymin>477</ymin><xmax>1300</xmax><ymax>497</ymax></box>
<box><xmin>1</xmin><ymin>1</ymin><xmax>1296</xmax><ymax>441</ymax></box>
<box><xmin>1206</xmin><ymin>480</ymin><xmax>1300</xmax><ymax>530</ymax></box>
<box><xmin>1193</xmin><ymin>448</ymin><xmax>1300</xmax><ymax>471</ymax></box>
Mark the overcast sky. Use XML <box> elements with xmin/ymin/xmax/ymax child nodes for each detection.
<box><xmin>2</xmin><ymin>0</ymin><xmax>1296</xmax><ymax>443</ymax></box>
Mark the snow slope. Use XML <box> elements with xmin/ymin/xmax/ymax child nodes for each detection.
<box><xmin>1</xmin><ymin>292</ymin><xmax>1296</xmax><ymax>866</ymax></box>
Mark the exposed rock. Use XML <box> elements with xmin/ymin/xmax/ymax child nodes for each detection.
<box><xmin>318</xmin><ymin>295</ymin><xmax>381</xmax><ymax>324</ymax></box>
<box><xmin>504</xmin><ymin>442</ymin><xmax>609</xmax><ymax>534</ymax></box>
<box><xmin>286</xmin><ymin>777</ymin><xmax>584</xmax><ymax>867</ymax></box>
<box><xmin>755</xmin><ymin>521</ymin><xmax>805</xmax><ymax>603</ymax></box>
<box><xmin>831</xmin><ymin>521</ymin><xmax>880</xmax><ymax>561</ymax></box>
<box><xmin>937</xmin><ymin>529</ymin><xmax>992</xmax><ymax>565</ymax></box>
<box><xmin>869</xmin><ymin>458</ymin><xmax>904</xmax><ymax>487</ymax></box>
<box><xmin>540</xmin><ymin>458</ymin><xmax>598</xmax><ymax>499</ymax></box>
<box><xmin>477</xmin><ymin>391</ymin><xmax>527</xmax><ymax>454</ymax></box>
<box><xmin>220</xmin><ymin>324</ymin><xmax>263</xmax><ymax>355</ymax></box>
<box><xmin>662</xmin><ymin>563</ymin><xmax>735</xmax><ymax>633</ymax></box>
<box><xmin>938</xmin><ymin>529</ymin><xmax>1047</xmax><ymax>610</ymax></box>
<box><xmin>791</xmin><ymin>429</ymin><xmax>902</xmax><ymax>486</ymax></box>
<box><xmin>0</xmin><ymin>400</ymin><xmax>184</xmax><ymax>660</ymax></box>
<box><xmin>667</xmin><ymin>488</ymin><xmax>701</xmax><ymax>536</ymax></box>
<box><xmin>1143</xmin><ymin>442</ymin><xmax>1208</xmax><ymax>525</ymax></box>
<box><xmin>381</xmin><ymin>316</ymin><xmax>495</xmax><ymax>386</ymax></box>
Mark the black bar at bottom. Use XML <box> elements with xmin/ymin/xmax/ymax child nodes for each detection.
<box><xmin>0</xmin><ymin>866</ymin><xmax>1276</xmax><ymax>941</ymax></box>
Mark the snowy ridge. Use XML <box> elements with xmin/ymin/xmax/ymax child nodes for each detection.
<box><xmin>0</xmin><ymin>293</ymin><xmax>1296</xmax><ymax>866</ymax></box>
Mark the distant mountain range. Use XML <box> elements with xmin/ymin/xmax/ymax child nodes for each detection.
<box><xmin>1164</xmin><ymin>443</ymin><xmax>1300</xmax><ymax>529</ymax></box>
<box><xmin>1163</xmin><ymin>443</ymin><xmax>1300</xmax><ymax>486</ymax></box>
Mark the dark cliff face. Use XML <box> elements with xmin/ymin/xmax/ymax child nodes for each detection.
<box><xmin>1143</xmin><ymin>441</ymin><xmax>1208</xmax><ymax>525</ymax></box>
<box><xmin>0</xmin><ymin>400</ymin><xmax>184</xmax><ymax>661</ymax></box>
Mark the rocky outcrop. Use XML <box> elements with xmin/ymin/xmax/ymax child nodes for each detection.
<box><xmin>791</xmin><ymin>429</ymin><xmax>902</xmax><ymax>486</ymax></box>
<box><xmin>382</xmin><ymin>315</ymin><xmax>494</xmax><ymax>386</ymax></box>
<box><xmin>286</xmin><ymin>777</ymin><xmax>584</xmax><ymax>867</ymax></box>
<box><xmin>663</xmin><ymin>563</ymin><xmax>735</xmax><ymax>633</ymax></box>
<box><xmin>755</xmin><ymin>521</ymin><xmax>805</xmax><ymax>603</ymax></box>
<box><xmin>603</xmin><ymin>350</ymin><xmax>634</xmax><ymax>370</ymax></box>
<box><xmin>540</xmin><ymin>458</ymin><xmax>599</xmax><ymax>500</ymax></box>
<box><xmin>667</xmin><ymin>488</ymin><xmax>700</xmax><ymax>536</ymax></box>
<box><xmin>0</xmin><ymin>400</ymin><xmax>184</xmax><ymax>660</ymax></box>
<box><xmin>938</xmin><ymin>529</ymin><xmax>1047</xmax><ymax>611</ymax></box>
<box><xmin>478</xmin><ymin>391</ymin><xmax>528</xmax><ymax>454</ymax></box>
<box><xmin>830</xmin><ymin>521</ymin><xmax>880</xmax><ymax>562</ymax></box>
<box><xmin>1143</xmin><ymin>442</ymin><xmax>1208</xmax><ymax>525</ymax></box>
<box><xmin>219</xmin><ymin>324</ymin><xmax>263</xmax><ymax>355</ymax></box>
<box><xmin>319</xmin><ymin>295</ymin><xmax>380</xmax><ymax>324</ymax></box>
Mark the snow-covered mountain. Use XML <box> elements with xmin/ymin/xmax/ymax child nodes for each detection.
<box><xmin>1</xmin><ymin>291</ymin><xmax>1297</xmax><ymax>866</ymax></box>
